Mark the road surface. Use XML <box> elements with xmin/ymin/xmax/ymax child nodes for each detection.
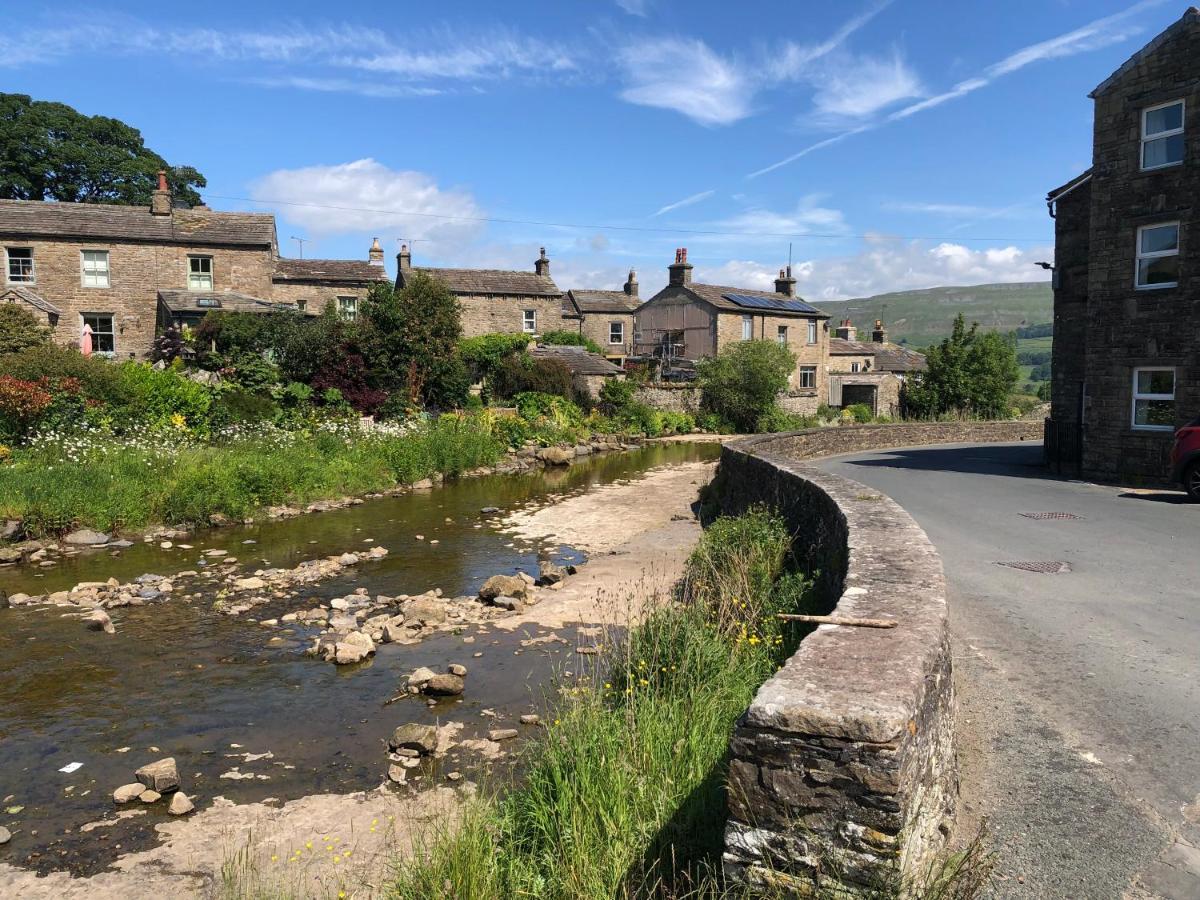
<box><xmin>815</xmin><ymin>442</ymin><xmax>1200</xmax><ymax>899</ymax></box>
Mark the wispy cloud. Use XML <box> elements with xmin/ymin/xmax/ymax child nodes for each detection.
<box><xmin>652</xmin><ymin>189</ymin><xmax>716</xmax><ymax>217</ymax></box>
<box><xmin>883</xmin><ymin>200</ymin><xmax>1026</xmax><ymax>218</ymax></box>
<box><xmin>615</xmin><ymin>0</ymin><xmax>651</xmax><ymax>16</ymax></box>
<box><xmin>748</xmin><ymin>0</ymin><xmax>1167</xmax><ymax>177</ymax></box>
<box><xmin>715</xmin><ymin>195</ymin><xmax>850</xmax><ymax>236</ymax></box>
<box><xmin>768</xmin><ymin>0</ymin><xmax>895</xmax><ymax>78</ymax></box>
<box><xmin>806</xmin><ymin>49</ymin><xmax>923</xmax><ymax>126</ymax></box>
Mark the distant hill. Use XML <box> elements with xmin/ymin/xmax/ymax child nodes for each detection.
<box><xmin>818</xmin><ymin>282</ymin><xmax>1053</xmax><ymax>347</ymax></box>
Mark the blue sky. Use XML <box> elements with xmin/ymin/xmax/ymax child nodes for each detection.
<box><xmin>0</xmin><ymin>0</ymin><xmax>1185</xmax><ymax>299</ymax></box>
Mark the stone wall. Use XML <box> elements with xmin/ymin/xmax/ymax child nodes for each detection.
<box><xmin>636</xmin><ymin>382</ymin><xmax>701</xmax><ymax>413</ymax></box>
<box><xmin>456</xmin><ymin>294</ymin><xmax>568</xmax><ymax>339</ymax></box>
<box><xmin>715</xmin><ymin>421</ymin><xmax>1038</xmax><ymax>892</ymax></box>
<box><xmin>578</xmin><ymin>312</ymin><xmax>636</xmax><ymax>359</ymax></box>
<box><xmin>269</xmin><ymin>280</ymin><xmax>376</xmax><ymax>317</ymax></box>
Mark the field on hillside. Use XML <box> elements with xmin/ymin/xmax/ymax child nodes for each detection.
<box><xmin>820</xmin><ymin>281</ymin><xmax>1053</xmax><ymax>347</ymax></box>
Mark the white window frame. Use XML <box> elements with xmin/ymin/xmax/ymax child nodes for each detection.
<box><xmin>337</xmin><ymin>295</ymin><xmax>358</xmax><ymax>321</ymax></box>
<box><xmin>1131</xmin><ymin>367</ymin><xmax>1175</xmax><ymax>431</ymax></box>
<box><xmin>608</xmin><ymin>321</ymin><xmax>624</xmax><ymax>345</ymax></box>
<box><xmin>522</xmin><ymin>309</ymin><xmax>537</xmax><ymax>334</ymax></box>
<box><xmin>799</xmin><ymin>365</ymin><xmax>817</xmax><ymax>389</ymax></box>
<box><xmin>776</xmin><ymin>325</ymin><xmax>788</xmax><ymax>347</ymax></box>
<box><xmin>741</xmin><ymin>314</ymin><xmax>753</xmax><ymax>340</ymax></box>
<box><xmin>81</xmin><ymin>312</ymin><xmax>116</xmax><ymax>356</ymax></box>
<box><xmin>5</xmin><ymin>247</ymin><xmax>34</xmax><ymax>284</ymax></box>
<box><xmin>851</xmin><ymin>361</ymin><xmax>861</xmax><ymax>373</ymax></box>
<box><xmin>1141</xmin><ymin>99</ymin><xmax>1184</xmax><ymax>171</ymax></box>
<box><xmin>1135</xmin><ymin>222</ymin><xmax>1180</xmax><ymax>289</ymax></box>
<box><xmin>80</xmin><ymin>249</ymin><xmax>110</xmax><ymax>288</ymax></box>
<box><xmin>187</xmin><ymin>255</ymin><xmax>213</xmax><ymax>291</ymax></box>
<box><xmin>807</xmin><ymin>319</ymin><xmax>818</xmax><ymax>344</ymax></box>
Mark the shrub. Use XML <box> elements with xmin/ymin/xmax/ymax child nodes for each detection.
<box><xmin>111</xmin><ymin>362</ymin><xmax>216</xmax><ymax>432</ymax></box>
<box><xmin>513</xmin><ymin>391</ymin><xmax>584</xmax><ymax>428</ymax></box>
<box><xmin>151</xmin><ymin>325</ymin><xmax>184</xmax><ymax>363</ymax></box>
<box><xmin>540</xmin><ymin>329</ymin><xmax>603</xmax><ymax>355</ymax></box>
<box><xmin>696</xmin><ymin>339</ymin><xmax>796</xmax><ymax>433</ymax></box>
<box><xmin>904</xmin><ymin>314</ymin><xmax>1019</xmax><ymax>419</ymax></box>
<box><xmin>0</xmin><ymin>344</ymin><xmax>130</xmax><ymax>408</ymax></box>
<box><xmin>0</xmin><ymin>375</ymin><xmax>52</xmax><ymax>439</ymax></box>
<box><xmin>458</xmin><ymin>333</ymin><xmax>532</xmax><ymax>384</ymax></box>
<box><xmin>310</xmin><ymin>351</ymin><xmax>387</xmax><ymax>415</ymax></box>
<box><xmin>490</xmin><ymin>354</ymin><xmax>575</xmax><ymax>401</ymax></box>
<box><xmin>0</xmin><ymin>305</ymin><xmax>50</xmax><ymax>355</ymax></box>
<box><xmin>211</xmin><ymin>388</ymin><xmax>279</xmax><ymax>425</ymax></box>
<box><xmin>844</xmin><ymin>402</ymin><xmax>874</xmax><ymax>424</ymax></box>
<box><xmin>755</xmin><ymin>405</ymin><xmax>816</xmax><ymax>433</ymax></box>
<box><xmin>597</xmin><ymin>376</ymin><xmax>636</xmax><ymax>415</ymax></box>
<box><xmin>222</xmin><ymin>352</ymin><xmax>281</xmax><ymax>393</ymax></box>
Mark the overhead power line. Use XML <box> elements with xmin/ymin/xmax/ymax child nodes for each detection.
<box><xmin>207</xmin><ymin>194</ymin><xmax>1049</xmax><ymax>244</ymax></box>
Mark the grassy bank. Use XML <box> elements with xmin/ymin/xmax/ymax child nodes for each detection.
<box><xmin>0</xmin><ymin>415</ymin><xmax>504</xmax><ymax>536</ymax></box>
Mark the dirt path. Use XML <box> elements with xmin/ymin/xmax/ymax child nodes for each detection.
<box><xmin>0</xmin><ymin>460</ymin><xmax>715</xmax><ymax>900</ymax></box>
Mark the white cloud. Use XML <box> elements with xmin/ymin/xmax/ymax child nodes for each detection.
<box><xmin>249</xmin><ymin>158</ymin><xmax>483</xmax><ymax>252</ymax></box>
<box><xmin>652</xmin><ymin>189</ymin><xmax>716</xmax><ymax>217</ymax></box>
<box><xmin>694</xmin><ymin>259</ymin><xmax>779</xmax><ymax>291</ymax></box>
<box><xmin>615</xmin><ymin>0</ymin><xmax>651</xmax><ymax>16</ymax></box>
<box><xmin>768</xmin><ymin>0</ymin><xmax>895</xmax><ymax>79</ymax></box>
<box><xmin>807</xmin><ymin>51</ymin><xmax>923</xmax><ymax>125</ymax></box>
<box><xmin>883</xmin><ymin>200</ymin><xmax>1025</xmax><ymax>218</ymax></box>
<box><xmin>716</xmin><ymin>195</ymin><xmax>850</xmax><ymax>236</ymax></box>
<box><xmin>618</xmin><ymin>38</ymin><xmax>753</xmax><ymax>126</ymax></box>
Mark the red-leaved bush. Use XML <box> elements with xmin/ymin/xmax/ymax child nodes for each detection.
<box><xmin>0</xmin><ymin>375</ymin><xmax>53</xmax><ymax>422</ymax></box>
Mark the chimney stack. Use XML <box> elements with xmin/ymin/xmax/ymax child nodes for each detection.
<box><xmin>667</xmin><ymin>247</ymin><xmax>693</xmax><ymax>287</ymax></box>
<box><xmin>834</xmin><ymin>319</ymin><xmax>857</xmax><ymax>341</ymax></box>
<box><xmin>623</xmin><ymin>268</ymin><xmax>638</xmax><ymax>297</ymax></box>
<box><xmin>871</xmin><ymin>320</ymin><xmax>888</xmax><ymax>344</ymax></box>
<box><xmin>396</xmin><ymin>243</ymin><xmax>413</xmax><ymax>275</ymax></box>
<box><xmin>150</xmin><ymin>169</ymin><xmax>172</xmax><ymax>217</ymax></box>
<box><xmin>369</xmin><ymin>237</ymin><xmax>385</xmax><ymax>267</ymax></box>
<box><xmin>774</xmin><ymin>265</ymin><xmax>797</xmax><ymax>297</ymax></box>
<box><xmin>534</xmin><ymin>247</ymin><xmax>550</xmax><ymax>277</ymax></box>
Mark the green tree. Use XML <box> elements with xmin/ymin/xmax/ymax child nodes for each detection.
<box><xmin>0</xmin><ymin>93</ymin><xmax>206</xmax><ymax>205</ymax></box>
<box><xmin>362</xmin><ymin>274</ymin><xmax>468</xmax><ymax>409</ymax></box>
<box><xmin>904</xmin><ymin>314</ymin><xmax>1019</xmax><ymax>419</ymax></box>
<box><xmin>696</xmin><ymin>340</ymin><xmax>796</xmax><ymax>433</ymax></box>
<box><xmin>0</xmin><ymin>304</ymin><xmax>50</xmax><ymax>355</ymax></box>
<box><xmin>540</xmin><ymin>329</ymin><xmax>604</xmax><ymax>354</ymax></box>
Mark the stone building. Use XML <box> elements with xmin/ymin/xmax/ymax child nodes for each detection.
<box><xmin>394</xmin><ymin>244</ymin><xmax>564</xmax><ymax>338</ymax></box>
<box><xmin>0</xmin><ymin>172</ymin><xmax>387</xmax><ymax>356</ymax></box>
<box><xmin>269</xmin><ymin>237</ymin><xmax>389</xmax><ymax>319</ymax></box>
<box><xmin>827</xmin><ymin>319</ymin><xmax>927</xmax><ymax>417</ymax></box>
<box><xmin>634</xmin><ymin>249</ymin><xmax>831</xmax><ymax>412</ymax></box>
<box><xmin>1046</xmin><ymin>8</ymin><xmax>1199</xmax><ymax>484</ymax></box>
<box><xmin>529</xmin><ymin>343</ymin><xmax>625</xmax><ymax>399</ymax></box>
<box><xmin>562</xmin><ymin>269</ymin><xmax>641</xmax><ymax>362</ymax></box>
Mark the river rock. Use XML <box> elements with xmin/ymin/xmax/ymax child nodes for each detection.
<box><xmin>85</xmin><ymin>610</ymin><xmax>115</xmax><ymax>634</ymax></box>
<box><xmin>0</xmin><ymin>826</ymin><xmax>9</xmax><ymax>844</ymax></box>
<box><xmin>479</xmin><ymin>575</ymin><xmax>528</xmax><ymax>602</ymax></box>
<box><xmin>407</xmin><ymin>666</ymin><xmax>437</xmax><ymax>687</ymax></box>
<box><xmin>448</xmin><ymin>663</ymin><xmax>468</xmax><ymax>677</ymax></box>
<box><xmin>381</xmin><ymin>620</ymin><xmax>406</xmax><ymax>643</ymax></box>
<box><xmin>389</xmin><ymin>723</ymin><xmax>437</xmax><ymax>755</ymax></box>
<box><xmin>333</xmin><ymin>641</ymin><xmax>371</xmax><ymax>665</ymax></box>
<box><xmin>488</xmin><ymin>728</ymin><xmax>519</xmax><ymax>741</ymax></box>
<box><xmin>405</xmin><ymin>598</ymin><xmax>446</xmax><ymax>625</ymax></box>
<box><xmin>138</xmin><ymin>789</ymin><xmax>162</xmax><ymax>803</ymax></box>
<box><xmin>338</xmin><ymin>552</ymin><xmax>360</xmax><ymax>566</ymax></box>
<box><xmin>135</xmin><ymin>757</ymin><xmax>179</xmax><ymax>792</ymax></box>
<box><xmin>113</xmin><ymin>783</ymin><xmax>144</xmax><ymax>804</ymax></box>
<box><xmin>537</xmin><ymin>447</ymin><xmax>573</xmax><ymax>466</ymax></box>
<box><xmin>234</xmin><ymin>576</ymin><xmax>267</xmax><ymax>591</ymax></box>
<box><xmin>519</xmin><ymin>714</ymin><xmax>541</xmax><ymax>725</ymax></box>
<box><xmin>64</xmin><ymin>529</ymin><xmax>109</xmax><ymax>546</ymax></box>
<box><xmin>328</xmin><ymin>613</ymin><xmax>359</xmax><ymax>633</ymax></box>
<box><xmin>493</xmin><ymin>596</ymin><xmax>522</xmax><ymax>611</ymax></box>
<box><xmin>168</xmin><ymin>792</ymin><xmax>195</xmax><ymax>815</ymax></box>
<box><xmin>537</xmin><ymin>561</ymin><xmax>567</xmax><ymax>585</ymax></box>
<box><xmin>0</xmin><ymin>547</ymin><xmax>22</xmax><ymax>563</ymax></box>
<box><xmin>424</xmin><ymin>673</ymin><xmax>465</xmax><ymax>696</ymax></box>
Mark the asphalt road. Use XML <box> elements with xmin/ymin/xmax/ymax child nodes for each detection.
<box><xmin>815</xmin><ymin>442</ymin><xmax>1200</xmax><ymax>899</ymax></box>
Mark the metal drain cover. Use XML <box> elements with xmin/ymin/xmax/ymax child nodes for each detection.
<box><xmin>1020</xmin><ymin>512</ymin><xmax>1083</xmax><ymax>520</ymax></box>
<box><xmin>996</xmin><ymin>560</ymin><xmax>1072</xmax><ymax>574</ymax></box>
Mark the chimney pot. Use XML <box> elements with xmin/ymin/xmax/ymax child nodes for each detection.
<box><xmin>667</xmin><ymin>248</ymin><xmax>693</xmax><ymax>287</ymax></box>
<box><xmin>624</xmin><ymin>268</ymin><xmax>639</xmax><ymax>297</ymax></box>
<box><xmin>396</xmin><ymin>243</ymin><xmax>413</xmax><ymax>276</ymax></box>
<box><xmin>535</xmin><ymin>247</ymin><xmax>550</xmax><ymax>277</ymax></box>
<box><xmin>369</xmin><ymin>237</ymin><xmax>385</xmax><ymax>266</ymax></box>
<box><xmin>150</xmin><ymin>169</ymin><xmax>172</xmax><ymax>216</ymax></box>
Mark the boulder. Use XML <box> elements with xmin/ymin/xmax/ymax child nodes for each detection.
<box><xmin>168</xmin><ymin>792</ymin><xmax>195</xmax><ymax>816</ymax></box>
<box><xmin>333</xmin><ymin>642</ymin><xmax>370</xmax><ymax>665</ymax></box>
<box><xmin>537</xmin><ymin>561</ymin><xmax>567</xmax><ymax>585</ymax></box>
<box><xmin>135</xmin><ymin>757</ymin><xmax>179</xmax><ymax>793</ymax></box>
<box><xmin>338</xmin><ymin>552</ymin><xmax>360</xmax><ymax>566</ymax></box>
<box><xmin>327</xmin><ymin>613</ymin><xmax>359</xmax><ymax>633</ymax></box>
<box><xmin>478</xmin><ymin>575</ymin><xmax>528</xmax><ymax>602</ymax></box>
<box><xmin>1</xmin><ymin>520</ymin><xmax>21</xmax><ymax>541</ymax></box>
<box><xmin>405</xmin><ymin>599</ymin><xmax>446</xmax><ymax>625</ymax></box>
<box><xmin>387</xmin><ymin>764</ymin><xmax>407</xmax><ymax>784</ymax></box>
<box><xmin>407</xmin><ymin>666</ymin><xmax>437</xmax><ymax>687</ymax></box>
<box><xmin>493</xmin><ymin>596</ymin><xmax>522</xmax><ymax>611</ymax></box>
<box><xmin>448</xmin><ymin>664</ymin><xmax>468</xmax><ymax>677</ymax></box>
<box><xmin>85</xmin><ymin>610</ymin><xmax>115</xmax><ymax>634</ymax></box>
<box><xmin>519</xmin><ymin>714</ymin><xmax>541</xmax><ymax>725</ymax></box>
<box><xmin>64</xmin><ymin>529</ymin><xmax>109</xmax><ymax>546</ymax></box>
<box><xmin>381</xmin><ymin>621</ymin><xmax>406</xmax><ymax>643</ymax></box>
<box><xmin>488</xmin><ymin>728</ymin><xmax>519</xmax><ymax>741</ymax></box>
<box><xmin>0</xmin><ymin>547</ymin><xmax>22</xmax><ymax>563</ymax></box>
<box><xmin>424</xmin><ymin>673</ymin><xmax>465</xmax><ymax>696</ymax></box>
<box><xmin>388</xmin><ymin>723</ymin><xmax>437</xmax><ymax>755</ymax></box>
<box><xmin>0</xmin><ymin>826</ymin><xmax>9</xmax><ymax>845</ymax></box>
<box><xmin>343</xmin><ymin>631</ymin><xmax>375</xmax><ymax>652</ymax></box>
<box><xmin>537</xmin><ymin>447</ymin><xmax>573</xmax><ymax>466</ymax></box>
<box><xmin>113</xmin><ymin>783</ymin><xmax>144</xmax><ymax>804</ymax></box>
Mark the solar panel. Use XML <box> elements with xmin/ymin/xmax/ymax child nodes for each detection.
<box><xmin>722</xmin><ymin>293</ymin><xmax>822</xmax><ymax>315</ymax></box>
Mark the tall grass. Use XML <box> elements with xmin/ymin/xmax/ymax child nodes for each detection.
<box><xmin>0</xmin><ymin>415</ymin><xmax>503</xmax><ymax>535</ymax></box>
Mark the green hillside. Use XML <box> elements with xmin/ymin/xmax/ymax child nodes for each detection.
<box><xmin>819</xmin><ymin>281</ymin><xmax>1053</xmax><ymax>347</ymax></box>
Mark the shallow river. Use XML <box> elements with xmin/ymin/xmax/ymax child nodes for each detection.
<box><xmin>0</xmin><ymin>442</ymin><xmax>719</xmax><ymax>875</ymax></box>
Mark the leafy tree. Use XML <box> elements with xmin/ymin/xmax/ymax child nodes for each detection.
<box><xmin>540</xmin><ymin>329</ymin><xmax>604</xmax><ymax>354</ymax></box>
<box><xmin>0</xmin><ymin>304</ymin><xmax>50</xmax><ymax>355</ymax></box>
<box><xmin>904</xmin><ymin>314</ymin><xmax>1019</xmax><ymax>419</ymax></box>
<box><xmin>0</xmin><ymin>93</ymin><xmax>206</xmax><ymax>205</ymax></box>
<box><xmin>696</xmin><ymin>340</ymin><xmax>796</xmax><ymax>433</ymax></box>
<box><xmin>458</xmin><ymin>333</ymin><xmax>532</xmax><ymax>384</ymax></box>
<box><xmin>489</xmin><ymin>354</ymin><xmax>575</xmax><ymax>402</ymax></box>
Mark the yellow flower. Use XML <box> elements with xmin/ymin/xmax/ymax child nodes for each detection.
<box><xmin>305</xmin><ymin>842</ymin><xmax>313</xmax><ymax>850</ymax></box>
<box><xmin>170</xmin><ymin>412</ymin><xmax>187</xmax><ymax>429</ymax></box>
<box><xmin>270</xmin><ymin>855</ymin><xmax>278</xmax><ymax>862</ymax></box>
<box><xmin>333</xmin><ymin>855</ymin><xmax>341</xmax><ymax>863</ymax></box>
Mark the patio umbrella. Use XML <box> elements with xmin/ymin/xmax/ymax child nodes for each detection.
<box><xmin>81</xmin><ymin>323</ymin><xmax>93</xmax><ymax>356</ymax></box>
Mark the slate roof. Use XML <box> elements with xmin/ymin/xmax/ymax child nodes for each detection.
<box><xmin>830</xmin><ymin>337</ymin><xmax>927</xmax><ymax>372</ymax></box>
<box><xmin>1</xmin><ymin>285</ymin><xmax>62</xmax><ymax>316</ymax></box>
<box><xmin>273</xmin><ymin>258</ymin><xmax>387</xmax><ymax>284</ymax></box>
<box><xmin>0</xmin><ymin>199</ymin><xmax>277</xmax><ymax>248</ymax></box>
<box><xmin>409</xmin><ymin>267</ymin><xmax>560</xmax><ymax>297</ymax></box>
<box><xmin>564</xmin><ymin>289</ymin><xmax>641</xmax><ymax>315</ymax></box>
<box><xmin>1090</xmin><ymin>7</ymin><xmax>1199</xmax><ymax>97</ymax></box>
<box><xmin>530</xmin><ymin>344</ymin><xmax>624</xmax><ymax>376</ymax></box>
<box><xmin>158</xmin><ymin>290</ymin><xmax>311</xmax><ymax>315</ymax></box>
<box><xmin>685</xmin><ymin>282</ymin><xmax>831</xmax><ymax>318</ymax></box>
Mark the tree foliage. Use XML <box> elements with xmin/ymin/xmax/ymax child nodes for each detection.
<box><xmin>458</xmin><ymin>333</ymin><xmax>531</xmax><ymax>384</ymax></box>
<box><xmin>0</xmin><ymin>93</ymin><xmax>206</xmax><ymax>205</ymax></box>
<box><xmin>0</xmin><ymin>304</ymin><xmax>51</xmax><ymax>355</ymax></box>
<box><xmin>696</xmin><ymin>340</ymin><xmax>796</xmax><ymax>433</ymax></box>
<box><xmin>540</xmin><ymin>329</ymin><xmax>604</xmax><ymax>355</ymax></box>
<box><xmin>904</xmin><ymin>314</ymin><xmax>1019</xmax><ymax>419</ymax></box>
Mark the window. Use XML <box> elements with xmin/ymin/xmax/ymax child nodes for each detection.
<box><xmin>6</xmin><ymin>248</ymin><xmax>34</xmax><ymax>283</ymax></box>
<box><xmin>1131</xmin><ymin>367</ymin><xmax>1175</xmax><ymax>430</ymax></box>
<box><xmin>1135</xmin><ymin>223</ymin><xmax>1179</xmax><ymax>288</ymax></box>
<box><xmin>187</xmin><ymin>255</ymin><xmax>213</xmax><ymax>291</ymax></box>
<box><xmin>776</xmin><ymin>325</ymin><xmax>788</xmax><ymax>347</ymax></box>
<box><xmin>522</xmin><ymin>309</ymin><xmax>537</xmax><ymax>333</ymax></box>
<box><xmin>799</xmin><ymin>366</ymin><xmax>817</xmax><ymax>389</ymax></box>
<box><xmin>741</xmin><ymin>315</ymin><xmax>752</xmax><ymax>340</ymax></box>
<box><xmin>609</xmin><ymin>321</ymin><xmax>624</xmax><ymax>345</ymax></box>
<box><xmin>807</xmin><ymin>320</ymin><xmax>818</xmax><ymax>344</ymax></box>
<box><xmin>337</xmin><ymin>296</ymin><xmax>358</xmax><ymax>321</ymax></box>
<box><xmin>851</xmin><ymin>362</ymin><xmax>861</xmax><ymax>373</ymax></box>
<box><xmin>1142</xmin><ymin>100</ymin><xmax>1184</xmax><ymax>170</ymax></box>
<box><xmin>82</xmin><ymin>313</ymin><xmax>115</xmax><ymax>355</ymax></box>
<box><xmin>80</xmin><ymin>250</ymin><xmax>110</xmax><ymax>288</ymax></box>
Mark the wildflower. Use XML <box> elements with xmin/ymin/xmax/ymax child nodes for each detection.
<box><xmin>270</xmin><ymin>855</ymin><xmax>278</xmax><ymax>862</ymax></box>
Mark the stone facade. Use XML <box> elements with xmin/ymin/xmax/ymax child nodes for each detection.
<box><xmin>635</xmin><ymin>383</ymin><xmax>701</xmax><ymax>414</ymax></box>
<box><xmin>1048</xmin><ymin>9</ymin><xmax>1200</xmax><ymax>484</ymax></box>
<box><xmin>563</xmin><ymin>274</ymin><xmax>641</xmax><ymax>361</ymax></box>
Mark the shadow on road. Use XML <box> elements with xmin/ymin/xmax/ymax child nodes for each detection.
<box><xmin>1117</xmin><ymin>490</ymin><xmax>1192</xmax><ymax>505</ymax></box>
<box><xmin>830</xmin><ymin>442</ymin><xmax>1057</xmax><ymax>481</ymax></box>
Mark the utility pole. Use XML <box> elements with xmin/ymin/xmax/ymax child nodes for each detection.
<box><xmin>290</xmin><ymin>236</ymin><xmax>309</xmax><ymax>258</ymax></box>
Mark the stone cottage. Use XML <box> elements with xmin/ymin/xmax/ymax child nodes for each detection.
<box><xmin>394</xmin><ymin>244</ymin><xmax>564</xmax><ymax>338</ymax></box>
<box><xmin>269</xmin><ymin>237</ymin><xmax>390</xmax><ymax>319</ymax></box>
<box><xmin>1045</xmin><ymin>7</ymin><xmax>1199</xmax><ymax>484</ymax></box>
<box><xmin>634</xmin><ymin>249</ymin><xmax>831</xmax><ymax>412</ymax></box>
<box><xmin>562</xmin><ymin>269</ymin><xmax>641</xmax><ymax>362</ymax></box>
<box><xmin>529</xmin><ymin>343</ymin><xmax>625</xmax><ymax>399</ymax></box>
<box><xmin>828</xmin><ymin>319</ymin><xmax>927</xmax><ymax>417</ymax></box>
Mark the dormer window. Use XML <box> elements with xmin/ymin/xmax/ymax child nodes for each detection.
<box><xmin>1141</xmin><ymin>100</ymin><xmax>1184</xmax><ymax>170</ymax></box>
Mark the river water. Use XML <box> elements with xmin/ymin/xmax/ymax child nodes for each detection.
<box><xmin>0</xmin><ymin>442</ymin><xmax>720</xmax><ymax>875</ymax></box>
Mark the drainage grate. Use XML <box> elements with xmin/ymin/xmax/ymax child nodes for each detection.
<box><xmin>996</xmin><ymin>560</ymin><xmax>1072</xmax><ymax>574</ymax></box>
<box><xmin>1020</xmin><ymin>511</ymin><xmax>1083</xmax><ymax>520</ymax></box>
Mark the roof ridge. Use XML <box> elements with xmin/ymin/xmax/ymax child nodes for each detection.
<box><xmin>1090</xmin><ymin>7</ymin><xmax>1199</xmax><ymax>98</ymax></box>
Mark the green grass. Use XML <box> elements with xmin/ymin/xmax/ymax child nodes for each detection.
<box><xmin>0</xmin><ymin>416</ymin><xmax>504</xmax><ymax>536</ymax></box>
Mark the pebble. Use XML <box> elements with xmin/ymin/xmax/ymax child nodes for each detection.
<box><xmin>113</xmin><ymin>783</ymin><xmax>143</xmax><ymax>804</ymax></box>
<box><xmin>138</xmin><ymin>790</ymin><xmax>161</xmax><ymax>803</ymax></box>
<box><xmin>168</xmin><ymin>792</ymin><xmax>194</xmax><ymax>816</ymax></box>
<box><xmin>519</xmin><ymin>714</ymin><xmax>541</xmax><ymax>726</ymax></box>
<box><xmin>0</xmin><ymin>826</ymin><xmax>9</xmax><ymax>844</ymax></box>
<box><xmin>448</xmin><ymin>664</ymin><xmax>468</xmax><ymax>676</ymax></box>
